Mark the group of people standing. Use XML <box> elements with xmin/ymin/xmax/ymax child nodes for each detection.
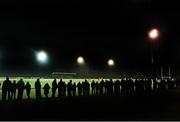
<box><xmin>0</xmin><ymin>77</ymin><xmax>178</xmax><ymax>101</ymax></box>
<box><xmin>2</xmin><ymin>77</ymin><xmax>31</xmax><ymax>100</ymax></box>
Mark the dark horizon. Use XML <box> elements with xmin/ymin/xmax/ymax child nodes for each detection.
<box><xmin>0</xmin><ymin>0</ymin><xmax>180</xmax><ymax>76</ymax></box>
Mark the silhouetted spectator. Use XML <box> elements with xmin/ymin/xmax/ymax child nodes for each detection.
<box><xmin>91</xmin><ymin>80</ymin><xmax>96</xmax><ymax>95</ymax></box>
<box><xmin>35</xmin><ymin>79</ymin><xmax>41</xmax><ymax>99</ymax></box>
<box><xmin>152</xmin><ymin>79</ymin><xmax>158</xmax><ymax>91</ymax></box>
<box><xmin>67</xmin><ymin>80</ymin><xmax>73</xmax><ymax>96</ymax></box>
<box><xmin>43</xmin><ymin>83</ymin><xmax>50</xmax><ymax>98</ymax></box>
<box><xmin>62</xmin><ymin>81</ymin><xmax>66</xmax><ymax>96</ymax></box>
<box><xmin>95</xmin><ymin>82</ymin><xmax>99</xmax><ymax>95</ymax></box>
<box><xmin>82</xmin><ymin>82</ymin><xmax>86</xmax><ymax>96</ymax></box>
<box><xmin>72</xmin><ymin>82</ymin><xmax>76</xmax><ymax>96</ymax></box>
<box><xmin>86</xmin><ymin>80</ymin><xmax>90</xmax><ymax>95</ymax></box>
<box><xmin>125</xmin><ymin>78</ymin><xmax>132</xmax><ymax>94</ymax></box>
<box><xmin>77</xmin><ymin>82</ymin><xmax>82</xmax><ymax>96</ymax></box>
<box><xmin>159</xmin><ymin>79</ymin><xmax>166</xmax><ymax>90</ymax></box>
<box><xmin>167</xmin><ymin>79</ymin><xmax>175</xmax><ymax>89</ymax></box>
<box><xmin>99</xmin><ymin>80</ymin><xmax>104</xmax><ymax>95</ymax></box>
<box><xmin>2</xmin><ymin>77</ymin><xmax>12</xmax><ymax>100</ymax></box>
<box><xmin>17</xmin><ymin>78</ymin><xmax>25</xmax><ymax>100</ymax></box>
<box><xmin>129</xmin><ymin>78</ymin><xmax>134</xmax><ymax>93</ymax></box>
<box><xmin>139</xmin><ymin>79</ymin><xmax>145</xmax><ymax>93</ymax></box>
<box><xmin>114</xmin><ymin>80</ymin><xmax>120</xmax><ymax>95</ymax></box>
<box><xmin>82</xmin><ymin>80</ymin><xmax>90</xmax><ymax>96</ymax></box>
<box><xmin>57</xmin><ymin>79</ymin><xmax>64</xmax><ymax>97</ymax></box>
<box><xmin>110</xmin><ymin>79</ymin><xmax>114</xmax><ymax>94</ymax></box>
<box><xmin>25</xmin><ymin>82</ymin><xmax>31</xmax><ymax>99</ymax></box>
<box><xmin>52</xmin><ymin>79</ymin><xmax>58</xmax><ymax>98</ymax></box>
<box><xmin>11</xmin><ymin>80</ymin><xmax>17</xmax><ymax>100</ymax></box>
<box><xmin>145</xmin><ymin>79</ymin><xmax>152</xmax><ymax>92</ymax></box>
<box><xmin>107</xmin><ymin>79</ymin><xmax>114</xmax><ymax>95</ymax></box>
<box><xmin>121</xmin><ymin>78</ymin><xmax>126</xmax><ymax>94</ymax></box>
<box><xmin>104</xmin><ymin>80</ymin><xmax>108</xmax><ymax>94</ymax></box>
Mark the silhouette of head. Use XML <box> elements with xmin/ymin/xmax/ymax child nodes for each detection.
<box><xmin>6</xmin><ymin>76</ymin><xmax>9</xmax><ymax>80</ymax></box>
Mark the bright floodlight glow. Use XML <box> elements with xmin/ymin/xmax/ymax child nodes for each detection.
<box><xmin>77</xmin><ymin>56</ymin><xmax>85</xmax><ymax>64</ymax></box>
<box><xmin>108</xmin><ymin>59</ymin><xmax>115</xmax><ymax>66</ymax></box>
<box><xmin>148</xmin><ymin>28</ymin><xmax>160</xmax><ymax>40</ymax></box>
<box><xmin>36</xmin><ymin>51</ymin><xmax>48</xmax><ymax>64</ymax></box>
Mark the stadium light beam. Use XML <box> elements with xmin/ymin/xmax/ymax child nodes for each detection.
<box><xmin>148</xmin><ymin>28</ymin><xmax>160</xmax><ymax>42</ymax></box>
<box><xmin>36</xmin><ymin>51</ymin><xmax>48</xmax><ymax>64</ymax></box>
<box><xmin>77</xmin><ymin>56</ymin><xmax>85</xmax><ymax>65</ymax></box>
<box><xmin>108</xmin><ymin>59</ymin><xmax>115</xmax><ymax>67</ymax></box>
<box><xmin>147</xmin><ymin>28</ymin><xmax>160</xmax><ymax>79</ymax></box>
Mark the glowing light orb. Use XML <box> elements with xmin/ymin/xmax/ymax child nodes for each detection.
<box><xmin>36</xmin><ymin>51</ymin><xmax>48</xmax><ymax>64</ymax></box>
<box><xmin>108</xmin><ymin>59</ymin><xmax>115</xmax><ymax>66</ymax></box>
<box><xmin>148</xmin><ymin>28</ymin><xmax>160</xmax><ymax>40</ymax></box>
<box><xmin>77</xmin><ymin>56</ymin><xmax>85</xmax><ymax>64</ymax></box>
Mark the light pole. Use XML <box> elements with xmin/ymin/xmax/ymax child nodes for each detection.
<box><xmin>35</xmin><ymin>50</ymin><xmax>49</xmax><ymax>76</ymax></box>
<box><xmin>77</xmin><ymin>56</ymin><xmax>86</xmax><ymax>78</ymax></box>
<box><xmin>148</xmin><ymin>28</ymin><xmax>160</xmax><ymax>79</ymax></box>
<box><xmin>107</xmin><ymin>59</ymin><xmax>115</xmax><ymax>78</ymax></box>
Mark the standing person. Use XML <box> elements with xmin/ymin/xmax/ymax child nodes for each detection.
<box><xmin>35</xmin><ymin>79</ymin><xmax>41</xmax><ymax>99</ymax></box>
<box><xmin>109</xmin><ymin>79</ymin><xmax>114</xmax><ymax>95</ymax></box>
<box><xmin>99</xmin><ymin>80</ymin><xmax>104</xmax><ymax>95</ymax></box>
<box><xmin>25</xmin><ymin>82</ymin><xmax>31</xmax><ymax>99</ymax></box>
<box><xmin>72</xmin><ymin>82</ymin><xmax>76</xmax><ymax>96</ymax></box>
<box><xmin>95</xmin><ymin>82</ymin><xmax>99</xmax><ymax>95</ymax></box>
<box><xmin>11</xmin><ymin>80</ymin><xmax>17</xmax><ymax>100</ymax></box>
<box><xmin>57</xmin><ymin>79</ymin><xmax>63</xmax><ymax>97</ymax></box>
<box><xmin>67</xmin><ymin>80</ymin><xmax>73</xmax><ymax>96</ymax></box>
<box><xmin>91</xmin><ymin>80</ymin><xmax>95</xmax><ymax>95</ymax></box>
<box><xmin>77</xmin><ymin>82</ymin><xmax>82</xmax><ymax>96</ymax></box>
<box><xmin>62</xmin><ymin>81</ymin><xmax>67</xmax><ymax>96</ymax></box>
<box><xmin>8</xmin><ymin>80</ymin><xmax>13</xmax><ymax>100</ymax></box>
<box><xmin>17</xmin><ymin>78</ymin><xmax>25</xmax><ymax>100</ymax></box>
<box><xmin>153</xmin><ymin>79</ymin><xmax>158</xmax><ymax>91</ymax></box>
<box><xmin>114</xmin><ymin>80</ymin><xmax>120</xmax><ymax>95</ymax></box>
<box><xmin>82</xmin><ymin>81</ymin><xmax>86</xmax><ymax>96</ymax></box>
<box><xmin>61</xmin><ymin>81</ymin><xmax>66</xmax><ymax>96</ymax></box>
<box><xmin>43</xmin><ymin>83</ymin><xmax>50</xmax><ymax>98</ymax></box>
<box><xmin>2</xmin><ymin>77</ymin><xmax>11</xmax><ymax>100</ymax></box>
<box><xmin>52</xmin><ymin>79</ymin><xmax>57</xmax><ymax>98</ymax></box>
<box><xmin>86</xmin><ymin>80</ymin><xmax>90</xmax><ymax>96</ymax></box>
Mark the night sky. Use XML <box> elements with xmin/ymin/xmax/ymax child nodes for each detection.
<box><xmin>0</xmin><ymin>0</ymin><xmax>180</xmax><ymax>76</ymax></box>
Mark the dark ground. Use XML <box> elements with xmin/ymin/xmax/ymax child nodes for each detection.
<box><xmin>1</xmin><ymin>89</ymin><xmax>180</xmax><ymax>120</ymax></box>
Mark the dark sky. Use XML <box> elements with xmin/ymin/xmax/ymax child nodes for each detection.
<box><xmin>0</xmin><ymin>0</ymin><xmax>180</xmax><ymax>76</ymax></box>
